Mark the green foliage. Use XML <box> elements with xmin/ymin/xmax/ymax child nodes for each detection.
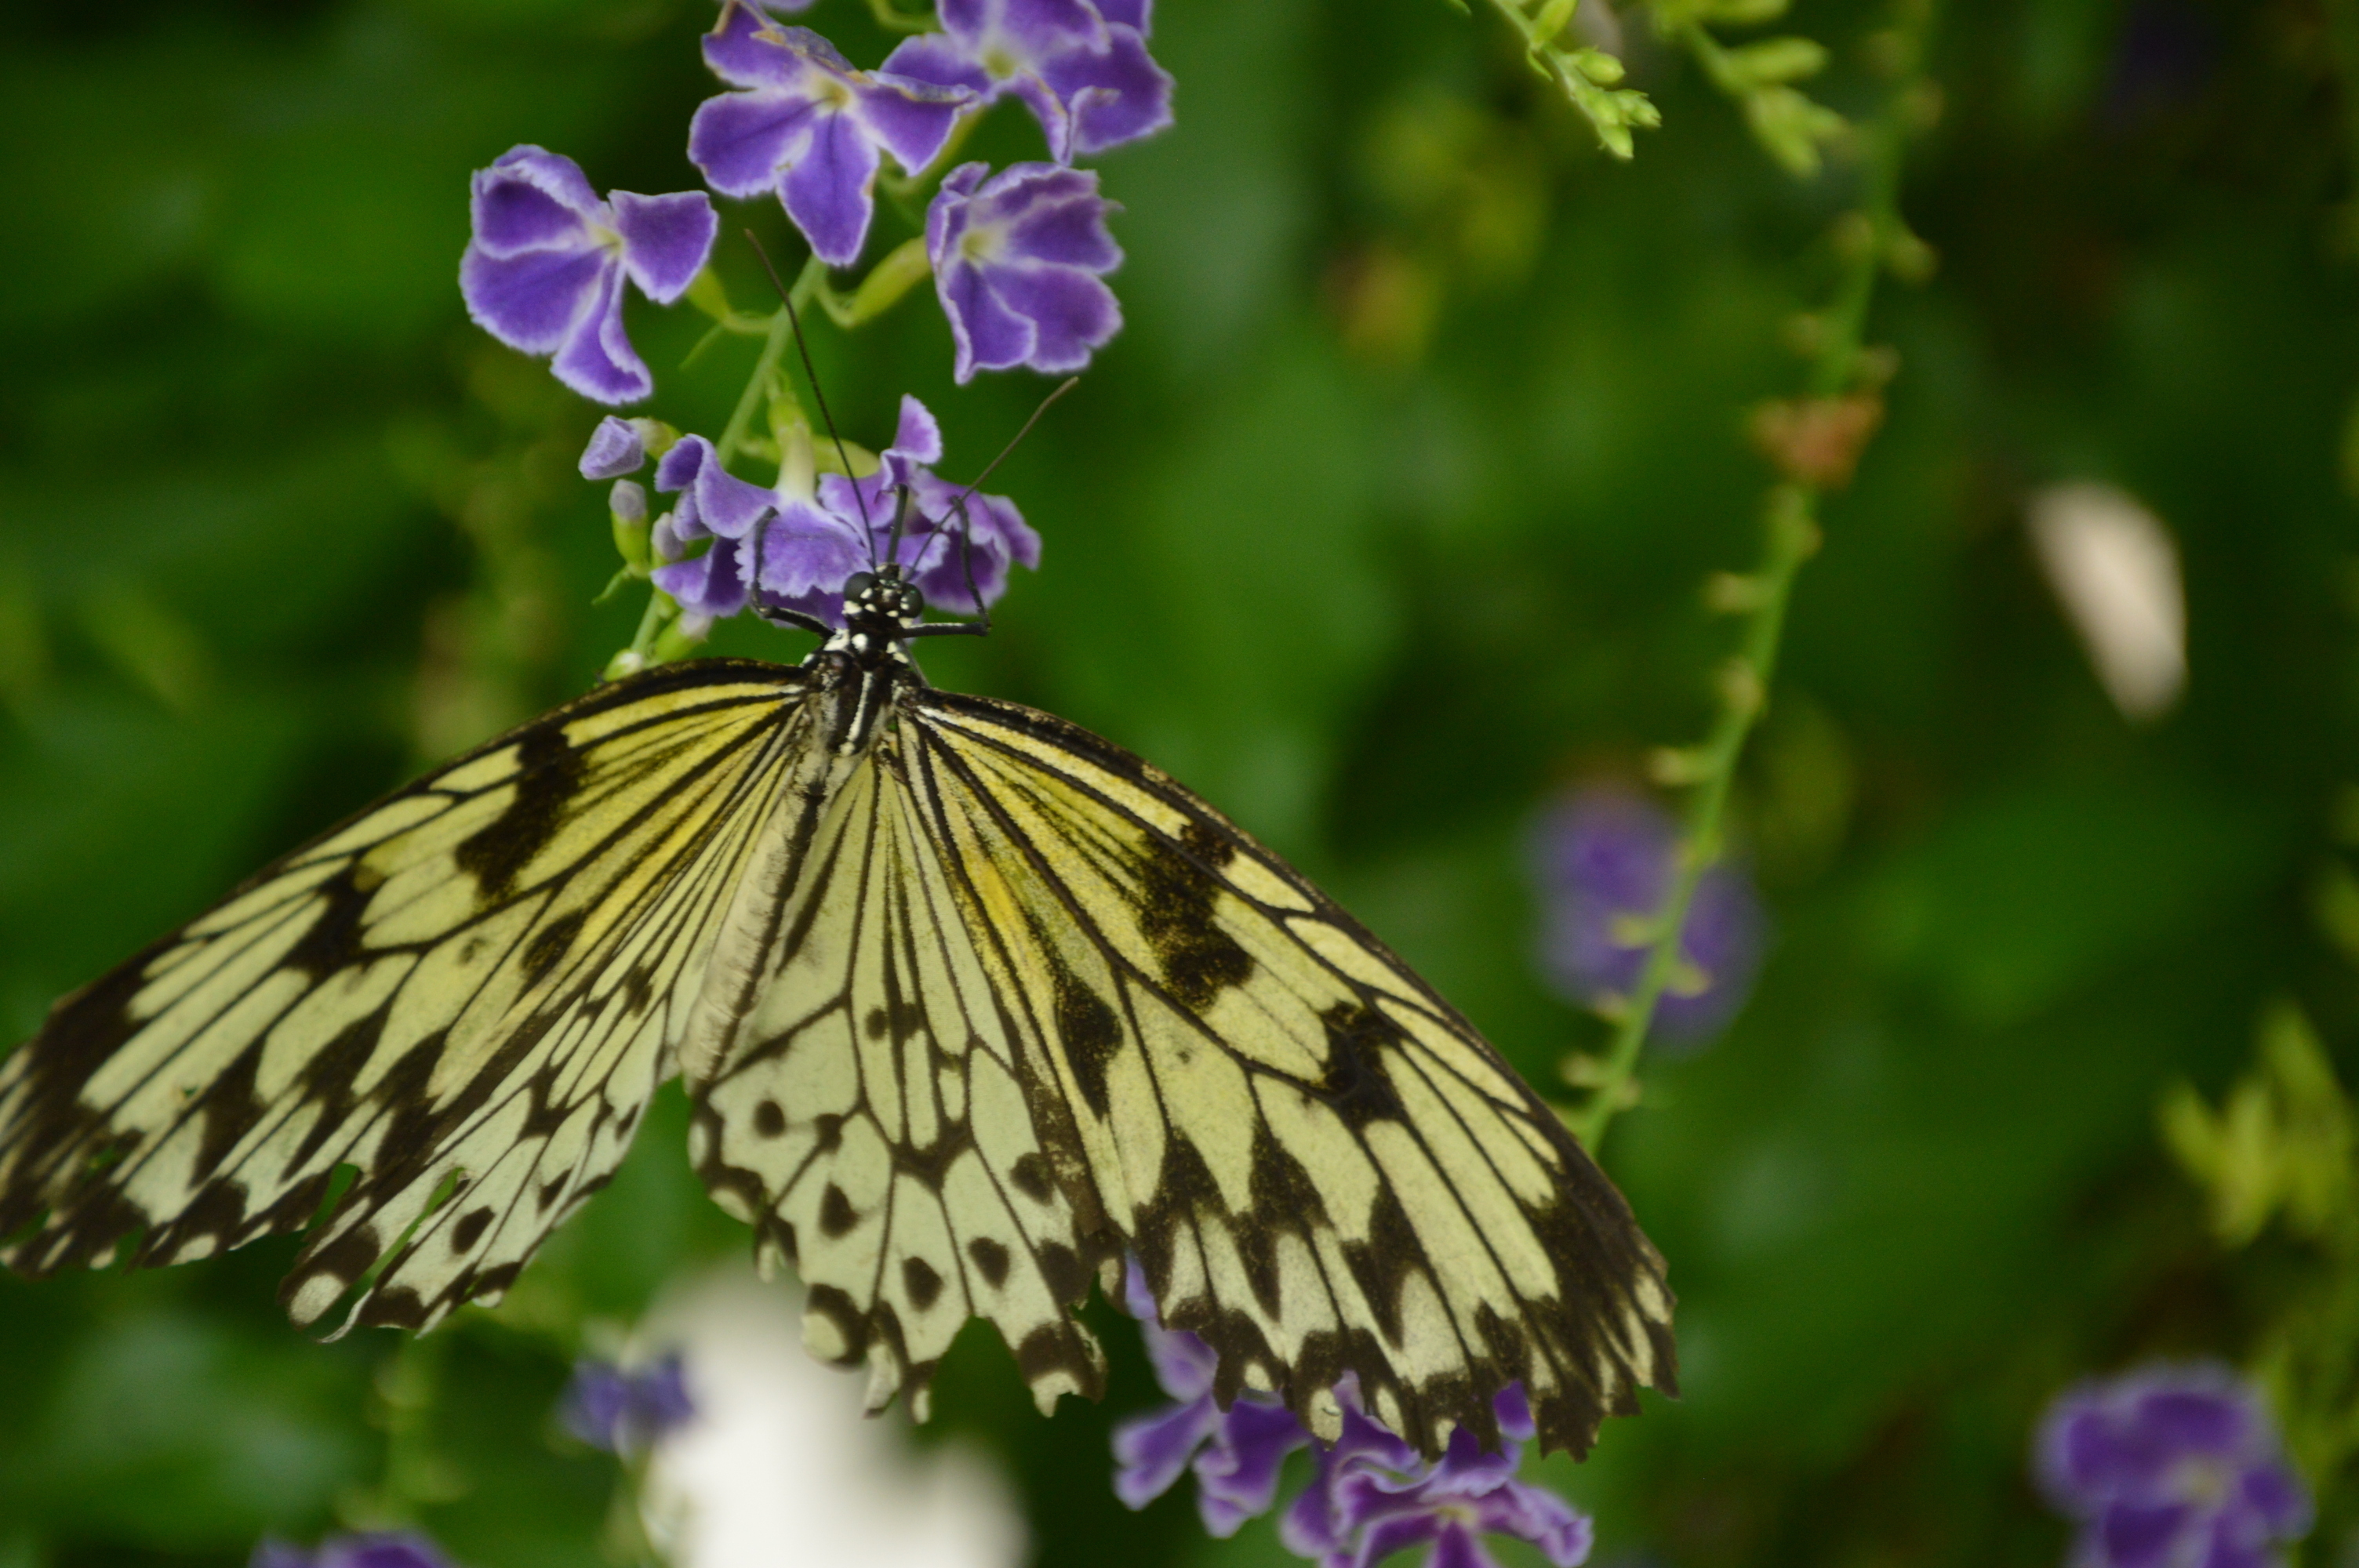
<box><xmin>3</xmin><ymin>1</ymin><xmax>2357</xmax><ymax>1566</ymax></box>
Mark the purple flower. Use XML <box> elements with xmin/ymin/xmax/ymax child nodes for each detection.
<box><xmin>690</xmin><ymin>9</ymin><xmax>970</xmax><ymax>267</ymax></box>
<box><xmin>2036</xmin><ymin>1363</ymin><xmax>2312</xmax><ymax>1568</ymax></box>
<box><xmin>580</xmin><ymin>415</ymin><xmax>678</xmax><ymax>481</ymax></box>
<box><xmin>461</xmin><ymin>147</ymin><xmax>718</xmax><ymax>406</ymax></box>
<box><xmin>253</xmin><ymin>1534</ymin><xmax>456</xmax><ymax>1568</ymax></box>
<box><xmin>1281</xmin><ymin>1385</ymin><xmax>1593</xmax><ymax>1568</ymax></box>
<box><xmin>561</xmin><ymin>1352</ymin><xmax>699</xmax><ymax>1456</ymax></box>
<box><xmin>816</xmin><ymin>395</ymin><xmax>1043</xmax><ymax>615</ymax></box>
<box><xmin>927</xmin><ymin>162</ymin><xmax>1123</xmax><ymax>383</ymax></box>
<box><xmin>649</xmin><ymin>400</ymin><xmax>1038</xmax><ymax>628</ymax></box>
<box><xmin>883</xmin><ymin>0</ymin><xmax>1172</xmax><ymax>162</ymax></box>
<box><xmin>1531</xmin><ymin>787</ymin><xmax>1764</xmax><ymax>1051</ymax></box>
<box><xmin>1112</xmin><ymin>1262</ymin><xmax>1313</xmax><ymax>1535</ymax></box>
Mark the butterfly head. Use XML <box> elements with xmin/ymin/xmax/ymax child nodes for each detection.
<box><xmin>843</xmin><ymin>567</ymin><xmax>923</xmax><ymax>630</ymax></box>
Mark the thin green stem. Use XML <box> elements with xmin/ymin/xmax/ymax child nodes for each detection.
<box><xmin>1568</xmin><ymin>0</ymin><xmax>1936</xmax><ymax>1154</ymax></box>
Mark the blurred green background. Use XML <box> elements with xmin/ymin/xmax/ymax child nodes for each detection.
<box><xmin>2</xmin><ymin>0</ymin><xmax>2356</xmax><ymax>1563</ymax></box>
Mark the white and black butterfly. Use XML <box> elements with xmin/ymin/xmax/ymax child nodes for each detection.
<box><xmin>0</xmin><ymin>556</ymin><xmax>1674</xmax><ymax>1458</ymax></box>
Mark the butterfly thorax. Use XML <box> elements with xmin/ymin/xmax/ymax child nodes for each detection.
<box><xmin>808</xmin><ymin>565</ymin><xmax>925</xmax><ymax>755</ymax></box>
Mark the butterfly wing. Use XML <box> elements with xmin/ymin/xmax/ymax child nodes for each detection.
<box><xmin>692</xmin><ymin>684</ymin><xmax>1674</xmax><ymax>1460</ymax></box>
<box><xmin>687</xmin><ymin>734</ymin><xmax>1121</xmax><ymax>1424</ymax></box>
<box><xmin>0</xmin><ymin>658</ymin><xmax>812</xmax><ymax>1334</ymax></box>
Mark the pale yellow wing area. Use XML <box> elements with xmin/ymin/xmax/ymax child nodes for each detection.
<box><xmin>0</xmin><ymin>659</ymin><xmax>812</xmax><ymax>1334</ymax></box>
<box><xmin>900</xmin><ymin>689</ymin><xmax>1677</xmax><ymax>1461</ymax></box>
<box><xmin>688</xmin><ymin>742</ymin><xmax>1119</xmax><ymax>1423</ymax></box>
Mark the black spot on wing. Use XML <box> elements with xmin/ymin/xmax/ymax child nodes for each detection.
<box><xmin>1046</xmin><ymin>953</ymin><xmax>1121</xmax><ymax>1120</ymax></box>
<box><xmin>1009</xmin><ymin>1152</ymin><xmax>1055</xmax><ymax>1204</ymax></box>
<box><xmin>967</xmin><ymin>1236</ymin><xmax>1010</xmax><ymax>1287</ymax></box>
<box><xmin>902</xmin><ymin>1255</ymin><xmax>943</xmax><ymax>1311</ymax></box>
<box><xmin>455</xmin><ymin>726</ymin><xmax>586</xmax><ymax>901</ymax></box>
<box><xmin>753</xmin><ymin>1099</ymin><xmax>787</xmax><ymax>1138</ymax></box>
<box><xmin>1138</xmin><ymin>839</ymin><xmax>1253</xmax><ymax>1011</ymax></box>
<box><xmin>819</xmin><ymin>1183</ymin><xmax>857</xmax><ymax>1238</ymax></box>
<box><xmin>451</xmin><ymin>1206</ymin><xmax>494</xmax><ymax>1253</ymax></box>
<box><xmin>1315</xmin><ymin>1004</ymin><xmax>1406</xmax><ymax>1128</ymax></box>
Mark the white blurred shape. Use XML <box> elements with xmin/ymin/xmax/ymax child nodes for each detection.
<box><xmin>639</xmin><ymin>1265</ymin><xmax>1027</xmax><ymax>1568</ymax></box>
<box><xmin>2026</xmin><ymin>481</ymin><xmax>2186</xmax><ymax>722</ymax></box>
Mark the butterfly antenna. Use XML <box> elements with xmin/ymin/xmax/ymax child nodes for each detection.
<box><xmin>951</xmin><ymin>377</ymin><xmax>1079</xmax><ymax>518</ymax></box>
<box><xmin>951</xmin><ymin>492</ymin><xmax>990</xmax><ymax>632</ymax></box>
<box><xmin>744</xmin><ymin>229</ymin><xmax>876</xmax><ymax>564</ymax></box>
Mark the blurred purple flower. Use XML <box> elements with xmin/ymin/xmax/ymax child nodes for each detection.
<box><xmin>562</xmin><ymin>1352</ymin><xmax>698</xmax><ymax>1456</ymax></box>
<box><xmin>1113</xmin><ymin>1261</ymin><xmax>1311</xmax><ymax>1535</ymax></box>
<box><xmin>928</xmin><ymin>162</ymin><xmax>1123</xmax><ymax>383</ymax></box>
<box><xmin>253</xmin><ymin>1534</ymin><xmax>456</xmax><ymax>1568</ymax></box>
<box><xmin>1531</xmin><ymin>787</ymin><xmax>1763</xmax><ymax>1051</ymax></box>
<box><xmin>884</xmin><ymin>0</ymin><xmax>1172</xmax><ymax>162</ymax></box>
<box><xmin>461</xmin><ymin>147</ymin><xmax>717</xmax><ymax>406</ymax></box>
<box><xmin>1280</xmin><ymin>1385</ymin><xmax>1593</xmax><ymax>1568</ymax></box>
<box><xmin>2036</xmin><ymin>1363</ymin><xmax>2311</xmax><ymax>1568</ymax></box>
<box><xmin>691</xmin><ymin>9</ymin><xmax>970</xmax><ymax>266</ymax></box>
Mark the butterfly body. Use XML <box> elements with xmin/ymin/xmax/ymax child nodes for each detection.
<box><xmin>0</xmin><ymin>571</ymin><xmax>1676</xmax><ymax>1459</ymax></box>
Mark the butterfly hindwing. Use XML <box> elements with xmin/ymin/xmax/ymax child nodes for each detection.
<box><xmin>901</xmin><ymin>689</ymin><xmax>1677</xmax><ymax>1459</ymax></box>
<box><xmin>688</xmin><ymin>736</ymin><xmax>1119</xmax><ymax>1421</ymax></box>
<box><xmin>0</xmin><ymin>659</ymin><xmax>811</xmax><ymax>1333</ymax></box>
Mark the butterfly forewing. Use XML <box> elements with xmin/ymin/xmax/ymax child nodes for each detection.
<box><xmin>0</xmin><ymin>660</ymin><xmax>811</xmax><ymax>1333</ymax></box>
<box><xmin>901</xmin><ymin>690</ymin><xmax>1677</xmax><ymax>1458</ymax></box>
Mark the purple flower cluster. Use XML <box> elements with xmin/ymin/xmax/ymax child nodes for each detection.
<box><xmin>560</xmin><ymin>1352</ymin><xmax>699</xmax><ymax>1455</ymax></box>
<box><xmin>253</xmin><ymin>1534</ymin><xmax>455</xmax><ymax>1568</ymax></box>
<box><xmin>583</xmin><ymin>395</ymin><xmax>1038</xmax><ymax>630</ymax></box>
<box><xmin>1113</xmin><ymin>1267</ymin><xmax>1593</xmax><ymax>1568</ymax></box>
<box><xmin>1532</xmin><ymin>787</ymin><xmax>1764</xmax><ymax>1050</ymax></box>
<box><xmin>461</xmin><ymin>0</ymin><xmax>1165</xmax><ymax>403</ymax></box>
<box><xmin>2036</xmin><ymin>1363</ymin><xmax>2311</xmax><ymax>1568</ymax></box>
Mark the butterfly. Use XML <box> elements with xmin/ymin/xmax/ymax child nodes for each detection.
<box><xmin>0</xmin><ymin>561</ymin><xmax>1675</xmax><ymax>1459</ymax></box>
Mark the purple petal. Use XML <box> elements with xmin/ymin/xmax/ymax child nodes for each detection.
<box><xmin>2127</xmin><ymin>1386</ymin><xmax>2258</xmax><ymax>1461</ymax></box>
<box><xmin>471</xmin><ymin>146</ymin><xmax>605</xmax><ymax>252</ymax></box>
<box><xmin>461</xmin><ymin>245</ymin><xmax>608</xmax><ymax>355</ymax></box>
<box><xmin>1194</xmin><ymin>1399</ymin><xmax>1311</xmax><ymax>1537</ymax></box>
<box><xmin>471</xmin><ymin>170</ymin><xmax>597</xmax><ymax>259</ymax></box>
<box><xmin>987</xmin><ymin>262</ymin><xmax>1121</xmax><ymax>372</ymax></box>
<box><xmin>1046</xmin><ymin>24</ymin><xmax>1174</xmax><ymax>154</ymax></box>
<box><xmin>703</xmin><ymin>7</ymin><xmax>838</xmax><ymax>88</ymax></box>
<box><xmin>1428</xmin><ymin>1521</ymin><xmax>1508</xmax><ymax>1568</ymax></box>
<box><xmin>1002</xmin><ymin>73</ymin><xmax>1079</xmax><ymax>162</ymax></box>
<box><xmin>2236</xmin><ymin>1458</ymin><xmax>2314</xmax><ymax>1535</ymax></box>
<box><xmin>1000</xmin><ymin>187</ymin><xmax>1123</xmax><ymax>271</ymax></box>
<box><xmin>1140</xmin><ymin>1320</ymin><xmax>1217</xmax><ymax>1403</ymax></box>
<box><xmin>852</xmin><ymin>74</ymin><xmax>972</xmax><ymax>175</ymax></box>
<box><xmin>1352</xmin><ymin>1512</ymin><xmax>1447</xmax><ymax>1568</ymax></box>
<box><xmin>1111</xmin><ymin>1396</ymin><xmax>1222</xmax><ymax>1508</ymax></box>
<box><xmin>783</xmin><ymin>112</ymin><xmax>883</xmax><ymax>266</ymax></box>
<box><xmin>889</xmin><ymin>394</ymin><xmax>944</xmax><ymax>467</ymax></box>
<box><xmin>580</xmin><ymin>416</ymin><xmax>648</xmax><ymax>480</ymax></box>
<box><xmin>1096</xmin><ymin>0</ymin><xmax>1151</xmax><ymax>31</ymax></box>
<box><xmin>1468</xmin><ymin>1478</ymin><xmax>1595</xmax><ymax>1567</ymax></box>
<box><xmin>551</xmin><ymin>263</ymin><xmax>653</xmax><ymax>405</ymax></box>
<box><xmin>612</xmin><ymin>190</ymin><xmax>718</xmax><ymax>303</ymax></box>
<box><xmin>1492</xmin><ymin>1384</ymin><xmax>1537</xmax><ymax>1443</ymax></box>
<box><xmin>938</xmin><ymin>259</ymin><xmax>1038</xmax><ymax>381</ymax></box>
<box><xmin>878</xmin><ymin>32</ymin><xmax>993</xmax><ymax>96</ymax></box>
<box><xmin>689</xmin><ymin>90</ymin><xmax>821</xmax><ymax>198</ymax></box>
<box><xmin>753</xmin><ymin>502</ymin><xmax>869</xmax><ymax>595</ymax></box>
<box><xmin>316</xmin><ymin>1536</ymin><xmax>456</xmax><ymax>1568</ymax></box>
<box><xmin>2099</xmin><ymin>1500</ymin><xmax>2200</xmax><ymax>1568</ymax></box>
<box><xmin>653</xmin><ymin>537</ymin><xmax>752</xmax><ymax>619</ymax></box>
<box><xmin>690</xmin><ymin>464</ymin><xmax>780</xmax><ymax>542</ymax></box>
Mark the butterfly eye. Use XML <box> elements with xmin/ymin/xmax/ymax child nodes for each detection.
<box><xmin>845</xmin><ymin>572</ymin><xmax>876</xmax><ymax>602</ymax></box>
<box><xmin>901</xmin><ymin>584</ymin><xmax>925</xmax><ymax>617</ymax></box>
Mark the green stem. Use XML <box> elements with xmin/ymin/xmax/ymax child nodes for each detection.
<box><xmin>715</xmin><ymin>256</ymin><xmax>823</xmax><ymax>468</ymax></box>
<box><xmin>1568</xmin><ymin>0</ymin><xmax>1936</xmax><ymax>1154</ymax></box>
